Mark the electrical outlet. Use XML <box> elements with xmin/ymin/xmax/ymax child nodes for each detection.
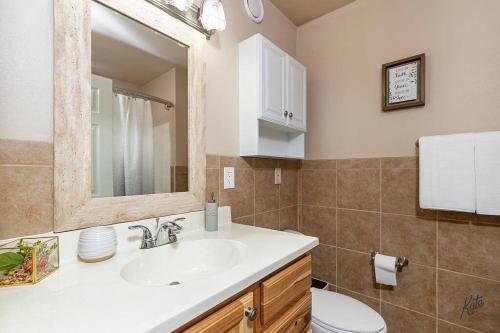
<box><xmin>275</xmin><ymin>168</ymin><xmax>282</xmax><ymax>185</ymax></box>
<box><xmin>224</xmin><ymin>167</ymin><xmax>235</xmax><ymax>189</ymax></box>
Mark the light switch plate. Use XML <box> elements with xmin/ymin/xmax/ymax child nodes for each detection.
<box><xmin>274</xmin><ymin>168</ymin><xmax>282</xmax><ymax>185</ymax></box>
<box><xmin>224</xmin><ymin>167</ymin><xmax>235</xmax><ymax>189</ymax></box>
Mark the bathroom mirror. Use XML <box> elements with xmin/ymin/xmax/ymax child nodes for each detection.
<box><xmin>91</xmin><ymin>1</ymin><xmax>189</xmax><ymax>197</ymax></box>
<box><xmin>54</xmin><ymin>0</ymin><xmax>206</xmax><ymax>232</ymax></box>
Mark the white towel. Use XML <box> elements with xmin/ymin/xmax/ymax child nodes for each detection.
<box><xmin>475</xmin><ymin>131</ymin><xmax>500</xmax><ymax>215</ymax></box>
<box><xmin>419</xmin><ymin>133</ymin><xmax>476</xmax><ymax>212</ymax></box>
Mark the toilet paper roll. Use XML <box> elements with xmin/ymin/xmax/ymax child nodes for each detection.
<box><xmin>374</xmin><ymin>254</ymin><xmax>397</xmax><ymax>286</ymax></box>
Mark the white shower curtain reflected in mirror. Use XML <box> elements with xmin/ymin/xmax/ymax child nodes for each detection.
<box><xmin>113</xmin><ymin>94</ymin><xmax>154</xmax><ymax>196</ymax></box>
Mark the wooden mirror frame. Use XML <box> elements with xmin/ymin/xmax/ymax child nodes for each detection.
<box><xmin>53</xmin><ymin>0</ymin><xmax>206</xmax><ymax>232</ymax></box>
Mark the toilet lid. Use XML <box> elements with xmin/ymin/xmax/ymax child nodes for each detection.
<box><xmin>311</xmin><ymin>288</ymin><xmax>386</xmax><ymax>333</ymax></box>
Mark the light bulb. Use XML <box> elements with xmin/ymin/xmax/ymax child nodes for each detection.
<box><xmin>200</xmin><ymin>0</ymin><xmax>226</xmax><ymax>32</ymax></box>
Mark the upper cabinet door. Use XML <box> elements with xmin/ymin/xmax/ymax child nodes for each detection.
<box><xmin>261</xmin><ymin>38</ymin><xmax>287</xmax><ymax>124</ymax></box>
<box><xmin>286</xmin><ymin>56</ymin><xmax>307</xmax><ymax>131</ymax></box>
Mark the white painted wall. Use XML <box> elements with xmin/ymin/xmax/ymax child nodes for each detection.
<box><xmin>0</xmin><ymin>0</ymin><xmax>53</xmax><ymax>142</ymax></box>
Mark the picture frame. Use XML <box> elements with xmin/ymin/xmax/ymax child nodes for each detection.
<box><xmin>382</xmin><ymin>53</ymin><xmax>425</xmax><ymax>111</ymax></box>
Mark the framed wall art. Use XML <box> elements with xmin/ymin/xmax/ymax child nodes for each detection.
<box><xmin>382</xmin><ymin>53</ymin><xmax>425</xmax><ymax>111</ymax></box>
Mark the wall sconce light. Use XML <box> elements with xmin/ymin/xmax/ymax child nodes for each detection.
<box><xmin>199</xmin><ymin>0</ymin><xmax>226</xmax><ymax>32</ymax></box>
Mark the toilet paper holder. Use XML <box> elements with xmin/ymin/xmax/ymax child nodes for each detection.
<box><xmin>370</xmin><ymin>251</ymin><xmax>409</xmax><ymax>272</ymax></box>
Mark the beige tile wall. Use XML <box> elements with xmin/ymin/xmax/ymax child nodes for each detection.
<box><xmin>2</xmin><ymin>146</ymin><xmax>498</xmax><ymax>333</ymax></box>
<box><xmin>206</xmin><ymin>155</ymin><xmax>300</xmax><ymax>230</ymax></box>
<box><xmin>0</xmin><ymin>139</ymin><xmax>53</xmax><ymax>239</ymax></box>
<box><xmin>300</xmin><ymin>157</ymin><xmax>500</xmax><ymax>333</ymax></box>
<box><xmin>0</xmin><ymin>149</ymin><xmax>299</xmax><ymax>239</ymax></box>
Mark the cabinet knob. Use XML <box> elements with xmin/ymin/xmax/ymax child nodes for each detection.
<box><xmin>289</xmin><ymin>112</ymin><xmax>293</xmax><ymax>119</ymax></box>
<box><xmin>283</xmin><ymin>110</ymin><xmax>288</xmax><ymax>117</ymax></box>
<box><xmin>244</xmin><ymin>307</ymin><xmax>257</xmax><ymax>321</ymax></box>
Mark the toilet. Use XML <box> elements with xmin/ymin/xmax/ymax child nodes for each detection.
<box><xmin>311</xmin><ymin>287</ymin><xmax>386</xmax><ymax>333</ymax></box>
<box><xmin>284</xmin><ymin>230</ymin><xmax>387</xmax><ymax>333</ymax></box>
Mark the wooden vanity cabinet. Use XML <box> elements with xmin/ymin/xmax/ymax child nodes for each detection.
<box><xmin>179</xmin><ymin>255</ymin><xmax>312</xmax><ymax>333</ymax></box>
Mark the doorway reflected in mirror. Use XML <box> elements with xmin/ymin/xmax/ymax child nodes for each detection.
<box><xmin>90</xmin><ymin>1</ymin><xmax>189</xmax><ymax>197</ymax></box>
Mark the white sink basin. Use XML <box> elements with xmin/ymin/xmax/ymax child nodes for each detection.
<box><xmin>120</xmin><ymin>239</ymin><xmax>248</xmax><ymax>286</ymax></box>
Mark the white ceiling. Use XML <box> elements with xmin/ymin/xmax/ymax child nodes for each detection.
<box><xmin>91</xmin><ymin>2</ymin><xmax>188</xmax><ymax>85</ymax></box>
<box><xmin>270</xmin><ymin>0</ymin><xmax>357</xmax><ymax>26</ymax></box>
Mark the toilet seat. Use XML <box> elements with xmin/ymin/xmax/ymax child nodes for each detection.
<box><xmin>311</xmin><ymin>288</ymin><xmax>386</xmax><ymax>333</ymax></box>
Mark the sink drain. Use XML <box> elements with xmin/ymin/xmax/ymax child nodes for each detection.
<box><xmin>168</xmin><ymin>281</ymin><xmax>181</xmax><ymax>286</ymax></box>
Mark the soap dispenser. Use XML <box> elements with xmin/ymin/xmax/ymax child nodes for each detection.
<box><xmin>205</xmin><ymin>192</ymin><xmax>218</xmax><ymax>231</ymax></box>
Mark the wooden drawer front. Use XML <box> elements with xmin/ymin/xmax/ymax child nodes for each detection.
<box><xmin>263</xmin><ymin>292</ymin><xmax>312</xmax><ymax>333</ymax></box>
<box><xmin>183</xmin><ymin>292</ymin><xmax>254</xmax><ymax>333</ymax></box>
<box><xmin>261</xmin><ymin>255</ymin><xmax>311</xmax><ymax>325</ymax></box>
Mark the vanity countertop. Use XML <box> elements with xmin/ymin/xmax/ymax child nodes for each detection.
<box><xmin>0</xmin><ymin>210</ymin><xmax>318</xmax><ymax>333</ymax></box>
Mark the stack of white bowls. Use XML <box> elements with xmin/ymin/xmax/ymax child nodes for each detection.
<box><xmin>78</xmin><ymin>226</ymin><xmax>117</xmax><ymax>262</ymax></box>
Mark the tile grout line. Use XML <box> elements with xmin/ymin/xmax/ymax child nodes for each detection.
<box><xmin>233</xmin><ymin>213</ymin><xmax>257</xmax><ymax>220</ymax></box>
<box><xmin>438</xmin><ymin>319</ymin><xmax>483</xmax><ymax>333</ymax></box>
<box><xmin>277</xmin><ymin>166</ymin><xmax>281</xmax><ymax>230</ymax></box>
<box><xmin>300</xmin><ymin>204</ymin><xmax>489</xmax><ymax>223</ymax></box>
<box><xmin>298</xmin><ymin>167</ymin><xmax>301</xmax><ymax>232</ymax></box>
<box><xmin>337</xmin><ymin>286</ymin><xmax>381</xmax><ymax>303</ymax></box>
<box><xmin>297</xmin><ymin>167</ymin><xmax>299</xmax><ymax>232</ymax></box>
<box><xmin>253</xmin><ymin>163</ymin><xmax>256</xmax><ymax>226</ymax></box>
<box><xmin>278</xmin><ymin>164</ymin><xmax>281</xmax><ymax>229</ymax></box>
<box><xmin>335</xmin><ymin>160</ymin><xmax>338</xmax><ymax>288</ymax></box>
<box><xmin>380</xmin><ymin>300</ymin><xmax>436</xmax><ymax>320</ymax></box>
<box><xmin>296</xmin><ymin>240</ymin><xmax>500</xmax><ymax>282</ymax></box>
<box><xmin>437</xmin><ymin>267</ymin><xmax>500</xmax><ymax>284</ymax></box>
<box><xmin>339</xmin><ymin>286</ymin><xmax>444</xmax><ymax>322</ymax></box>
<box><xmin>339</xmin><ymin>286</ymin><xmax>444</xmax><ymax>323</ymax></box>
<box><xmin>0</xmin><ymin>164</ymin><xmax>53</xmax><ymax>168</ymax></box>
<box><xmin>257</xmin><ymin>205</ymin><xmax>295</xmax><ymax>214</ymax></box>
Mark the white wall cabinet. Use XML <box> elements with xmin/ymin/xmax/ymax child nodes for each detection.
<box><xmin>239</xmin><ymin>34</ymin><xmax>307</xmax><ymax>159</ymax></box>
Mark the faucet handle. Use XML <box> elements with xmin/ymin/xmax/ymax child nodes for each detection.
<box><xmin>172</xmin><ymin>217</ymin><xmax>186</xmax><ymax>228</ymax></box>
<box><xmin>128</xmin><ymin>225</ymin><xmax>154</xmax><ymax>249</ymax></box>
<box><xmin>162</xmin><ymin>217</ymin><xmax>185</xmax><ymax>232</ymax></box>
<box><xmin>128</xmin><ymin>225</ymin><xmax>153</xmax><ymax>238</ymax></box>
<box><xmin>161</xmin><ymin>222</ymin><xmax>182</xmax><ymax>234</ymax></box>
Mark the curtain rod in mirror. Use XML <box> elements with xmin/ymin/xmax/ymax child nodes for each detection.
<box><xmin>145</xmin><ymin>0</ymin><xmax>212</xmax><ymax>39</ymax></box>
<box><xmin>113</xmin><ymin>87</ymin><xmax>175</xmax><ymax>110</ymax></box>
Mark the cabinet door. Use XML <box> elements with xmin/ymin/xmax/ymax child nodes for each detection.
<box><xmin>261</xmin><ymin>38</ymin><xmax>287</xmax><ymax>125</ymax></box>
<box><xmin>183</xmin><ymin>292</ymin><xmax>255</xmax><ymax>333</ymax></box>
<box><xmin>286</xmin><ymin>56</ymin><xmax>306</xmax><ymax>131</ymax></box>
<box><xmin>263</xmin><ymin>292</ymin><xmax>312</xmax><ymax>333</ymax></box>
<box><xmin>261</xmin><ymin>255</ymin><xmax>311</xmax><ymax>326</ymax></box>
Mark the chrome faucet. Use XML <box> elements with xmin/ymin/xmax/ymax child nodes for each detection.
<box><xmin>128</xmin><ymin>217</ymin><xmax>185</xmax><ymax>249</ymax></box>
